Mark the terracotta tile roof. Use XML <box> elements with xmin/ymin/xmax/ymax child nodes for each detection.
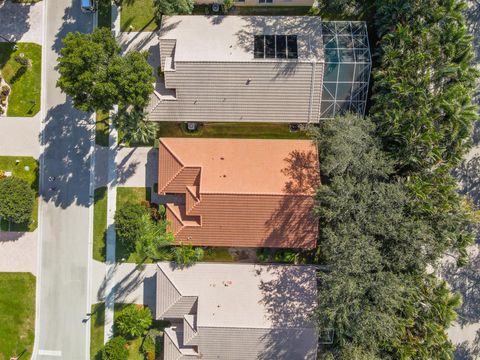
<box><xmin>158</xmin><ymin>138</ymin><xmax>319</xmax><ymax>249</ymax></box>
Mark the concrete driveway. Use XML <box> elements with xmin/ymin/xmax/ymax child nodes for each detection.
<box><xmin>95</xmin><ymin>146</ymin><xmax>158</xmax><ymax>188</ymax></box>
<box><xmin>0</xmin><ymin>230</ymin><xmax>37</xmax><ymax>274</ymax></box>
<box><xmin>0</xmin><ymin>115</ymin><xmax>41</xmax><ymax>157</ymax></box>
<box><xmin>92</xmin><ymin>262</ymin><xmax>157</xmax><ymax>313</ymax></box>
<box><xmin>0</xmin><ymin>0</ymin><xmax>44</xmax><ymax>44</ymax></box>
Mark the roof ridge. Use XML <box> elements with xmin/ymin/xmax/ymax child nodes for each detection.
<box><xmin>201</xmin><ymin>191</ymin><xmax>314</xmax><ymax>196</ymax></box>
<box><xmin>185</xmin><ymin>185</ymin><xmax>201</xmax><ymax>215</ymax></box>
<box><xmin>158</xmin><ymin>140</ymin><xmax>185</xmax><ymax>194</ymax></box>
<box><xmin>166</xmin><ymin>204</ymin><xmax>185</xmax><ymax>236</ymax></box>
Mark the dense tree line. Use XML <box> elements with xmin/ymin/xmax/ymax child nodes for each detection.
<box><xmin>314</xmin><ymin>0</ymin><xmax>478</xmax><ymax>358</ymax></box>
<box><xmin>314</xmin><ymin>114</ymin><xmax>467</xmax><ymax>359</ymax></box>
<box><xmin>370</xmin><ymin>0</ymin><xmax>478</xmax><ymax>267</ymax></box>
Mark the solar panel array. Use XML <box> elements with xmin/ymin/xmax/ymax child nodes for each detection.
<box><xmin>319</xmin><ymin>21</ymin><xmax>371</xmax><ymax>119</ymax></box>
<box><xmin>254</xmin><ymin>35</ymin><xmax>298</xmax><ymax>59</ymax></box>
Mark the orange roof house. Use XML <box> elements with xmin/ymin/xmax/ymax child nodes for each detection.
<box><xmin>158</xmin><ymin>138</ymin><xmax>320</xmax><ymax>249</ymax></box>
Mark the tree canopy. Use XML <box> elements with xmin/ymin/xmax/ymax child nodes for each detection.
<box><xmin>153</xmin><ymin>0</ymin><xmax>194</xmax><ymax>18</ymax></box>
<box><xmin>371</xmin><ymin>0</ymin><xmax>478</xmax><ymax>173</ymax></box>
<box><xmin>313</xmin><ymin>114</ymin><xmax>464</xmax><ymax>359</ymax></box>
<box><xmin>57</xmin><ymin>28</ymin><xmax>154</xmax><ymax>113</ymax></box>
<box><xmin>0</xmin><ymin>177</ymin><xmax>35</xmax><ymax>224</ymax></box>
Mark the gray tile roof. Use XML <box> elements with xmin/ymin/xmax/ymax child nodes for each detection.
<box><xmin>156</xmin><ymin>262</ymin><xmax>318</xmax><ymax>359</ymax></box>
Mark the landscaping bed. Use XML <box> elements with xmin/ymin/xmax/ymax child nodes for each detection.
<box><xmin>0</xmin><ymin>156</ymin><xmax>39</xmax><ymax>232</ymax></box>
<box><xmin>120</xmin><ymin>0</ymin><xmax>157</xmax><ymax>32</ymax></box>
<box><xmin>116</xmin><ymin>187</ymin><xmax>151</xmax><ymax>263</ymax></box>
<box><xmin>0</xmin><ymin>43</ymin><xmax>41</xmax><ymax>117</ymax></box>
<box><xmin>0</xmin><ymin>272</ymin><xmax>35</xmax><ymax>359</ymax></box>
<box><xmin>114</xmin><ymin>303</ymin><xmax>167</xmax><ymax>359</ymax></box>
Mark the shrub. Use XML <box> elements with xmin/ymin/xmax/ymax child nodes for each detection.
<box><xmin>116</xmin><ymin>305</ymin><xmax>152</xmax><ymax>339</ymax></box>
<box><xmin>115</xmin><ymin>202</ymin><xmax>148</xmax><ymax>249</ymax></box>
<box><xmin>223</xmin><ymin>0</ymin><xmax>233</xmax><ymax>13</ymax></box>
<box><xmin>102</xmin><ymin>336</ymin><xmax>128</xmax><ymax>360</ymax></box>
<box><xmin>173</xmin><ymin>244</ymin><xmax>204</xmax><ymax>267</ymax></box>
<box><xmin>15</xmin><ymin>54</ymin><xmax>32</xmax><ymax>68</ymax></box>
<box><xmin>142</xmin><ymin>329</ymin><xmax>164</xmax><ymax>360</ymax></box>
<box><xmin>0</xmin><ymin>177</ymin><xmax>35</xmax><ymax>223</ymax></box>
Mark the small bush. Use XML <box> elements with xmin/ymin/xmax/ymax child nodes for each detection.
<box><xmin>116</xmin><ymin>305</ymin><xmax>153</xmax><ymax>339</ymax></box>
<box><xmin>173</xmin><ymin>244</ymin><xmax>204</xmax><ymax>267</ymax></box>
<box><xmin>15</xmin><ymin>54</ymin><xmax>32</xmax><ymax>68</ymax></box>
<box><xmin>102</xmin><ymin>336</ymin><xmax>128</xmax><ymax>360</ymax></box>
<box><xmin>142</xmin><ymin>328</ymin><xmax>164</xmax><ymax>360</ymax></box>
<box><xmin>115</xmin><ymin>202</ymin><xmax>148</xmax><ymax>249</ymax></box>
<box><xmin>0</xmin><ymin>177</ymin><xmax>35</xmax><ymax>223</ymax></box>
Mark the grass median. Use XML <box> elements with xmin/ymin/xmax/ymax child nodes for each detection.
<box><xmin>0</xmin><ymin>272</ymin><xmax>35</xmax><ymax>358</ymax></box>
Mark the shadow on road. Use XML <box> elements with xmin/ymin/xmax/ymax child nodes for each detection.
<box><xmin>39</xmin><ymin>100</ymin><xmax>93</xmax><ymax>208</ymax></box>
<box><xmin>0</xmin><ymin>1</ymin><xmax>33</xmax><ymax>43</ymax></box>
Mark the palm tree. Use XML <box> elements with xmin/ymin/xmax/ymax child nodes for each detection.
<box><xmin>112</xmin><ymin>107</ymin><xmax>158</xmax><ymax>145</ymax></box>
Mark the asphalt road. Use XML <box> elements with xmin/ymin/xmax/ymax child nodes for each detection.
<box><xmin>33</xmin><ymin>1</ymin><xmax>94</xmax><ymax>359</ymax></box>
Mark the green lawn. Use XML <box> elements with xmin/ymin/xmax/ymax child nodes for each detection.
<box><xmin>98</xmin><ymin>0</ymin><xmax>112</xmax><ymax>29</ymax></box>
<box><xmin>203</xmin><ymin>247</ymin><xmax>234</xmax><ymax>262</ymax></box>
<box><xmin>0</xmin><ymin>156</ymin><xmax>39</xmax><ymax>232</ymax></box>
<box><xmin>120</xmin><ymin>0</ymin><xmax>157</xmax><ymax>32</ymax></box>
<box><xmin>96</xmin><ymin>111</ymin><xmax>109</xmax><ymax>147</ymax></box>
<box><xmin>116</xmin><ymin>187</ymin><xmax>151</xmax><ymax>263</ymax></box>
<box><xmin>0</xmin><ymin>273</ymin><xmax>35</xmax><ymax>359</ymax></box>
<box><xmin>0</xmin><ymin>43</ymin><xmax>41</xmax><ymax>117</ymax></box>
<box><xmin>237</xmin><ymin>6</ymin><xmax>311</xmax><ymax>15</ymax></box>
<box><xmin>93</xmin><ymin>187</ymin><xmax>108</xmax><ymax>262</ymax></box>
<box><xmin>157</xmin><ymin>122</ymin><xmax>309</xmax><ymax>140</ymax></box>
<box><xmin>90</xmin><ymin>303</ymin><xmax>105</xmax><ymax>360</ymax></box>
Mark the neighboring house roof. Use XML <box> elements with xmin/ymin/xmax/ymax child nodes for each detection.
<box><xmin>156</xmin><ymin>262</ymin><xmax>318</xmax><ymax>360</ymax></box>
<box><xmin>158</xmin><ymin>138</ymin><xmax>320</xmax><ymax>249</ymax></box>
<box><xmin>159</xmin><ymin>15</ymin><xmax>324</xmax><ymax>63</ymax></box>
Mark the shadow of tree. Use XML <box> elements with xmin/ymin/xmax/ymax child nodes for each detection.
<box><xmin>255</xmin><ymin>265</ymin><xmax>318</xmax><ymax>360</ymax></box>
<box><xmin>454</xmin><ymin>329</ymin><xmax>480</xmax><ymax>360</ymax></box>
<box><xmin>9</xmin><ymin>65</ymin><xmax>27</xmax><ymax>84</ymax></box>
<box><xmin>0</xmin><ymin>1</ymin><xmax>33</xmax><ymax>43</ymax></box>
<box><xmin>39</xmin><ymin>100</ymin><xmax>93</xmax><ymax>209</ymax></box>
<box><xmin>264</xmin><ymin>148</ymin><xmax>319</xmax><ymax>248</ymax></box>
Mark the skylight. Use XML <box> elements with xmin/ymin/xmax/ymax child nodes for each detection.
<box><xmin>254</xmin><ymin>35</ymin><xmax>298</xmax><ymax>59</ymax></box>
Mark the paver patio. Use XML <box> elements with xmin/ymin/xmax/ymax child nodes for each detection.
<box><xmin>0</xmin><ymin>230</ymin><xmax>37</xmax><ymax>274</ymax></box>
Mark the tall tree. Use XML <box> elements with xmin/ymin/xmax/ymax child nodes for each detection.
<box><xmin>112</xmin><ymin>108</ymin><xmax>157</xmax><ymax>145</ymax></box>
<box><xmin>57</xmin><ymin>28</ymin><xmax>154</xmax><ymax>113</ymax></box>
<box><xmin>0</xmin><ymin>177</ymin><xmax>35</xmax><ymax>224</ymax></box>
<box><xmin>57</xmin><ymin>28</ymin><xmax>120</xmax><ymax>112</ymax></box>
<box><xmin>136</xmin><ymin>212</ymin><xmax>174</xmax><ymax>260</ymax></box>
<box><xmin>371</xmin><ymin>0</ymin><xmax>479</xmax><ymax>173</ymax></box>
<box><xmin>313</xmin><ymin>114</ymin><xmax>463</xmax><ymax>359</ymax></box>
